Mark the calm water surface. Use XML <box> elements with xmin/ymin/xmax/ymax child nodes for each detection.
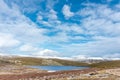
<box><xmin>30</xmin><ymin>66</ymin><xmax>89</xmax><ymax>71</ymax></box>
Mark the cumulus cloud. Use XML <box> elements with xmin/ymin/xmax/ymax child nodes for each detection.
<box><xmin>37</xmin><ymin>9</ymin><xmax>61</xmax><ymax>27</ymax></box>
<box><xmin>32</xmin><ymin>49</ymin><xmax>59</xmax><ymax>58</ymax></box>
<box><xmin>0</xmin><ymin>0</ymin><xmax>48</xmax><ymax>55</ymax></box>
<box><xmin>19</xmin><ymin>44</ymin><xmax>38</xmax><ymax>52</ymax></box>
<box><xmin>37</xmin><ymin>15</ymin><xmax>43</xmax><ymax>21</ymax></box>
<box><xmin>0</xmin><ymin>0</ymin><xmax>47</xmax><ymax>44</ymax></box>
<box><xmin>60</xmin><ymin>36</ymin><xmax>120</xmax><ymax>57</ymax></box>
<box><xmin>46</xmin><ymin>23</ymin><xmax>85</xmax><ymax>44</ymax></box>
<box><xmin>19</xmin><ymin>44</ymin><xmax>60</xmax><ymax>58</ymax></box>
<box><xmin>0</xmin><ymin>33</ymin><xmax>20</xmax><ymax>48</ymax></box>
<box><xmin>36</xmin><ymin>2</ymin><xmax>120</xmax><ymax>58</ymax></box>
<box><xmin>62</xmin><ymin>5</ymin><xmax>74</xmax><ymax>19</ymax></box>
<box><xmin>0</xmin><ymin>0</ymin><xmax>120</xmax><ymax>59</ymax></box>
<box><xmin>48</xmin><ymin>9</ymin><xmax>58</xmax><ymax>20</ymax></box>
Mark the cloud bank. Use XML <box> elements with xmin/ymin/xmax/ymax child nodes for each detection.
<box><xmin>0</xmin><ymin>0</ymin><xmax>120</xmax><ymax>59</ymax></box>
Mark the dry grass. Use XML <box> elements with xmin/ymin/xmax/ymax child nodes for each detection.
<box><xmin>10</xmin><ymin>57</ymin><xmax>88</xmax><ymax>66</ymax></box>
<box><xmin>90</xmin><ymin>60</ymin><xmax>120</xmax><ymax>69</ymax></box>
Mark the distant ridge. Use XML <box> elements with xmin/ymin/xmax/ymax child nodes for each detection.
<box><xmin>0</xmin><ymin>55</ymin><xmax>120</xmax><ymax>68</ymax></box>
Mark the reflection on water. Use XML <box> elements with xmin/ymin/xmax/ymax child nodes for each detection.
<box><xmin>30</xmin><ymin>66</ymin><xmax>89</xmax><ymax>71</ymax></box>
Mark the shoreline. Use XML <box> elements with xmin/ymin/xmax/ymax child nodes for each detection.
<box><xmin>0</xmin><ymin>65</ymin><xmax>119</xmax><ymax>80</ymax></box>
<box><xmin>0</xmin><ymin>68</ymin><xmax>98</xmax><ymax>80</ymax></box>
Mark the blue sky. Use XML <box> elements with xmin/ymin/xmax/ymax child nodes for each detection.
<box><xmin>0</xmin><ymin>0</ymin><xmax>120</xmax><ymax>59</ymax></box>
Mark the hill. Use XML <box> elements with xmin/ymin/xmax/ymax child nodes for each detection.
<box><xmin>0</xmin><ymin>56</ymin><xmax>120</xmax><ymax>68</ymax></box>
<box><xmin>9</xmin><ymin>57</ymin><xmax>88</xmax><ymax>66</ymax></box>
<box><xmin>90</xmin><ymin>60</ymin><xmax>120</xmax><ymax>68</ymax></box>
<box><xmin>0</xmin><ymin>59</ymin><xmax>13</xmax><ymax>66</ymax></box>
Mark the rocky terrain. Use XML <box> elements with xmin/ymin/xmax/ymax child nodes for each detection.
<box><xmin>0</xmin><ymin>56</ymin><xmax>120</xmax><ymax>80</ymax></box>
<box><xmin>0</xmin><ymin>65</ymin><xmax>46</xmax><ymax>75</ymax></box>
<box><xmin>0</xmin><ymin>65</ymin><xmax>119</xmax><ymax>80</ymax></box>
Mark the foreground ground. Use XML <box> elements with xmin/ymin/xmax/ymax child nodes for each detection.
<box><xmin>0</xmin><ymin>65</ymin><xmax>120</xmax><ymax>80</ymax></box>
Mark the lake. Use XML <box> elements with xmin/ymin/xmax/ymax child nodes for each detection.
<box><xmin>30</xmin><ymin>66</ymin><xmax>89</xmax><ymax>71</ymax></box>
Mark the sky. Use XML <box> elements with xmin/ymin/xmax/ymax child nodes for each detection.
<box><xmin>0</xmin><ymin>0</ymin><xmax>120</xmax><ymax>59</ymax></box>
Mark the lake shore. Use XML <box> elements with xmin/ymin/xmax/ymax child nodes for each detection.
<box><xmin>0</xmin><ymin>65</ymin><xmax>120</xmax><ymax>80</ymax></box>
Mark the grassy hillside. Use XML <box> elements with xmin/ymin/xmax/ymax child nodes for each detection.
<box><xmin>51</xmin><ymin>58</ymin><xmax>88</xmax><ymax>66</ymax></box>
<box><xmin>0</xmin><ymin>59</ymin><xmax>13</xmax><ymax>66</ymax></box>
<box><xmin>11</xmin><ymin>57</ymin><xmax>45</xmax><ymax>65</ymax></box>
<box><xmin>90</xmin><ymin>60</ymin><xmax>120</xmax><ymax>68</ymax></box>
<box><xmin>10</xmin><ymin>57</ymin><xmax>88</xmax><ymax>66</ymax></box>
<box><xmin>1</xmin><ymin>56</ymin><xmax>120</xmax><ymax>68</ymax></box>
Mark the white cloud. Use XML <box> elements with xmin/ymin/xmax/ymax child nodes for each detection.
<box><xmin>46</xmin><ymin>0</ymin><xmax>58</xmax><ymax>9</ymax></box>
<box><xmin>0</xmin><ymin>0</ymin><xmax>120</xmax><ymax>58</ymax></box>
<box><xmin>72</xmin><ymin>55</ymin><xmax>104</xmax><ymax>60</ymax></box>
<box><xmin>37</xmin><ymin>9</ymin><xmax>61</xmax><ymax>27</ymax></box>
<box><xmin>0</xmin><ymin>0</ymin><xmax>48</xmax><ymax>44</ymax></box>
<box><xmin>104</xmin><ymin>53</ymin><xmax>120</xmax><ymax>58</ymax></box>
<box><xmin>58</xmin><ymin>24</ymin><xmax>84</xmax><ymax>34</ymax></box>
<box><xmin>48</xmin><ymin>9</ymin><xmax>58</xmax><ymax>20</ymax></box>
<box><xmin>103</xmin><ymin>53</ymin><xmax>120</xmax><ymax>60</ymax></box>
<box><xmin>19</xmin><ymin>44</ymin><xmax>38</xmax><ymax>52</ymax></box>
<box><xmin>0</xmin><ymin>33</ymin><xmax>20</xmax><ymax>48</ymax></box>
<box><xmin>59</xmin><ymin>36</ymin><xmax>120</xmax><ymax>57</ymax></box>
<box><xmin>96</xmin><ymin>5</ymin><xmax>120</xmax><ymax>22</ymax></box>
<box><xmin>79</xmin><ymin>3</ymin><xmax>120</xmax><ymax>37</ymax></box>
<box><xmin>62</xmin><ymin>5</ymin><xmax>74</xmax><ymax>19</ymax></box>
<box><xmin>72</xmin><ymin>55</ymin><xmax>88</xmax><ymax>60</ymax></box>
<box><xmin>32</xmin><ymin>49</ymin><xmax>59</xmax><ymax>58</ymax></box>
<box><xmin>0</xmin><ymin>0</ymin><xmax>49</xmax><ymax>55</ymax></box>
<box><xmin>8</xmin><ymin>0</ymin><xmax>44</xmax><ymax>13</ymax></box>
<box><xmin>46</xmin><ymin>23</ymin><xmax>85</xmax><ymax>44</ymax></box>
<box><xmin>37</xmin><ymin>15</ymin><xmax>43</xmax><ymax>21</ymax></box>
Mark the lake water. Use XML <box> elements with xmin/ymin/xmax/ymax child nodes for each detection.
<box><xmin>30</xmin><ymin>66</ymin><xmax>89</xmax><ymax>71</ymax></box>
